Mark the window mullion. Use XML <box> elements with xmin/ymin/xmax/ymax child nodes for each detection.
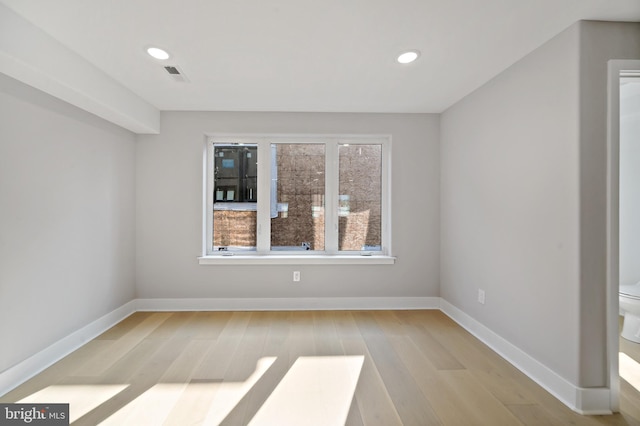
<box><xmin>256</xmin><ymin>140</ymin><xmax>271</xmax><ymax>253</ymax></box>
<box><xmin>325</xmin><ymin>141</ymin><xmax>339</xmax><ymax>254</ymax></box>
<box><xmin>205</xmin><ymin>140</ymin><xmax>214</xmax><ymax>255</ymax></box>
<box><xmin>381</xmin><ymin>142</ymin><xmax>391</xmax><ymax>256</ymax></box>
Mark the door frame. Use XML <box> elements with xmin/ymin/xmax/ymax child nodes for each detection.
<box><xmin>606</xmin><ymin>59</ymin><xmax>640</xmax><ymax>412</ymax></box>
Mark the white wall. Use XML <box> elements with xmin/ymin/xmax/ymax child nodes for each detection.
<box><xmin>0</xmin><ymin>74</ymin><xmax>136</xmax><ymax>373</ymax></box>
<box><xmin>441</xmin><ymin>23</ymin><xmax>582</xmax><ymax>385</ymax></box>
<box><xmin>135</xmin><ymin>112</ymin><xmax>439</xmax><ymax>300</ymax></box>
<box><xmin>441</xmin><ymin>20</ymin><xmax>640</xmax><ymax>389</ymax></box>
<box><xmin>620</xmin><ymin>80</ymin><xmax>640</xmax><ymax>287</ymax></box>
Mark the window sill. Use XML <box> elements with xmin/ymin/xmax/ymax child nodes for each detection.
<box><xmin>198</xmin><ymin>254</ymin><xmax>396</xmax><ymax>265</ymax></box>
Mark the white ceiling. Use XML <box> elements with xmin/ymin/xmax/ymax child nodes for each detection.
<box><xmin>2</xmin><ymin>0</ymin><xmax>640</xmax><ymax>114</ymax></box>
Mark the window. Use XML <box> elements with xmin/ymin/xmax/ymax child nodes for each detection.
<box><xmin>270</xmin><ymin>143</ymin><xmax>326</xmax><ymax>251</ymax></box>
<box><xmin>338</xmin><ymin>144</ymin><xmax>382</xmax><ymax>251</ymax></box>
<box><xmin>211</xmin><ymin>144</ymin><xmax>258</xmax><ymax>251</ymax></box>
<box><xmin>202</xmin><ymin>135</ymin><xmax>392</xmax><ymax>262</ymax></box>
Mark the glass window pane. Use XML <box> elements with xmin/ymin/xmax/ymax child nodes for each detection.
<box><xmin>213</xmin><ymin>143</ymin><xmax>257</xmax><ymax>251</ymax></box>
<box><xmin>338</xmin><ymin>144</ymin><xmax>382</xmax><ymax>251</ymax></box>
<box><xmin>271</xmin><ymin>144</ymin><xmax>325</xmax><ymax>251</ymax></box>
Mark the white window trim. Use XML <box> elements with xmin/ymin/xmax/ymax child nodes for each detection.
<box><xmin>198</xmin><ymin>255</ymin><xmax>396</xmax><ymax>265</ymax></box>
<box><xmin>199</xmin><ymin>133</ymin><xmax>395</xmax><ymax>265</ymax></box>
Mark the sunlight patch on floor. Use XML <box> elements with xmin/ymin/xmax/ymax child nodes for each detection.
<box><xmin>620</xmin><ymin>352</ymin><xmax>640</xmax><ymax>393</ymax></box>
<box><xmin>100</xmin><ymin>356</ymin><xmax>276</xmax><ymax>426</ymax></box>
<box><xmin>201</xmin><ymin>356</ymin><xmax>277</xmax><ymax>425</ymax></box>
<box><xmin>248</xmin><ymin>355</ymin><xmax>364</xmax><ymax>426</ymax></box>
<box><xmin>18</xmin><ymin>384</ymin><xmax>128</xmax><ymax>423</ymax></box>
<box><xmin>99</xmin><ymin>382</ymin><xmax>188</xmax><ymax>425</ymax></box>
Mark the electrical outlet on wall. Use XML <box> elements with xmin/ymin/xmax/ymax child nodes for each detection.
<box><xmin>293</xmin><ymin>271</ymin><xmax>301</xmax><ymax>282</ymax></box>
<box><xmin>478</xmin><ymin>289</ymin><xmax>486</xmax><ymax>305</ymax></box>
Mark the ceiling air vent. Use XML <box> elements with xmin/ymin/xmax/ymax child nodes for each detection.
<box><xmin>163</xmin><ymin>65</ymin><xmax>188</xmax><ymax>82</ymax></box>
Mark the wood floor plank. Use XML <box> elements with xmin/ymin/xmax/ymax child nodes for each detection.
<box><xmin>420</xmin><ymin>316</ymin><xmax>498</xmax><ymax>373</ymax></box>
<box><xmin>312</xmin><ymin>310</ymin><xmax>344</xmax><ymax>356</ymax></box>
<box><xmin>345</xmin><ymin>395</ymin><xmax>365</xmax><ymax>426</ymax></box>
<box><xmin>332</xmin><ymin>310</ymin><xmax>365</xmax><ymax>338</ymax></box>
<box><xmin>159</xmin><ymin>340</ymin><xmax>221</xmax><ymax>426</ymax></box>
<box><xmin>163</xmin><ymin>313</ymin><xmax>256</xmax><ymax>425</ymax></box>
<box><xmin>341</xmin><ymin>337</ymin><xmax>403</xmax><ymax>426</ymax></box>
<box><xmin>180</xmin><ymin>311</ymin><xmax>233</xmax><ymax>340</ymax></box>
<box><xmin>222</xmin><ymin>311</ymin><xmax>271</xmax><ymax>382</ymax></box>
<box><xmin>506</xmin><ymin>403</ymin><xmax>574</xmax><ymax>426</ymax></box>
<box><xmin>157</xmin><ymin>312</ymin><xmax>253</xmax><ymax>426</ymax></box>
<box><xmin>287</xmin><ymin>310</ymin><xmax>317</xmax><ymax>358</ymax></box>
<box><xmin>353</xmin><ymin>312</ymin><xmax>442</xmax><ymax>425</ymax></box>
<box><xmin>394</xmin><ymin>311</ymin><xmax>466</xmax><ymax>371</ymax></box>
<box><xmin>261</xmin><ymin>311</ymin><xmax>292</xmax><ymax>356</ymax></box>
<box><xmin>95</xmin><ymin>312</ymin><xmax>154</xmax><ymax>340</ymax></box>
<box><xmin>94</xmin><ymin>338</ymin><xmax>168</xmax><ymax>384</ymax></box>
<box><xmin>619</xmin><ymin>379</ymin><xmax>640</xmax><ymax>424</ymax></box>
<box><xmin>218</xmin><ymin>311</ymin><xmax>283</xmax><ymax>425</ymax></box>
<box><xmin>162</xmin><ymin>380</ymin><xmax>224</xmax><ymax>426</ymax></box>
<box><xmin>437</xmin><ymin>369</ymin><xmax>524</xmax><ymax>425</ymax></box>
<box><xmin>143</xmin><ymin>311</ymin><xmax>195</xmax><ymax>340</ymax></box>
<box><xmin>191</xmin><ymin>311</ymin><xmax>252</xmax><ymax>380</ymax></box>
<box><xmin>223</xmin><ymin>354</ymin><xmax>290</xmax><ymax>425</ymax></box>
<box><xmin>372</xmin><ymin>310</ymin><xmax>408</xmax><ymax>336</ymax></box>
<box><xmin>383</xmin><ymin>334</ymin><xmax>473</xmax><ymax>425</ymax></box>
<box><xmin>72</xmin><ymin>312</ymin><xmax>172</xmax><ymax>377</ymax></box>
<box><xmin>469</xmin><ymin>368</ymin><xmax>538</xmax><ymax>406</ymax></box>
<box><xmin>365</xmin><ymin>337</ymin><xmax>441</xmax><ymax>425</ymax></box>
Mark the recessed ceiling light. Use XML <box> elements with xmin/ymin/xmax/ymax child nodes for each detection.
<box><xmin>147</xmin><ymin>47</ymin><xmax>170</xmax><ymax>60</ymax></box>
<box><xmin>397</xmin><ymin>50</ymin><xmax>420</xmax><ymax>64</ymax></box>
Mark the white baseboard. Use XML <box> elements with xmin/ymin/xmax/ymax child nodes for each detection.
<box><xmin>439</xmin><ymin>299</ymin><xmax>612</xmax><ymax>415</ymax></box>
<box><xmin>0</xmin><ymin>300</ymin><xmax>137</xmax><ymax>397</ymax></box>
<box><xmin>136</xmin><ymin>296</ymin><xmax>441</xmax><ymax>311</ymax></box>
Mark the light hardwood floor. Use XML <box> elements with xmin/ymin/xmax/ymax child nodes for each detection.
<box><xmin>2</xmin><ymin>310</ymin><xmax>640</xmax><ymax>425</ymax></box>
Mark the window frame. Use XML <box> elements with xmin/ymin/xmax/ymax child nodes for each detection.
<box><xmin>200</xmin><ymin>134</ymin><xmax>395</xmax><ymax>265</ymax></box>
